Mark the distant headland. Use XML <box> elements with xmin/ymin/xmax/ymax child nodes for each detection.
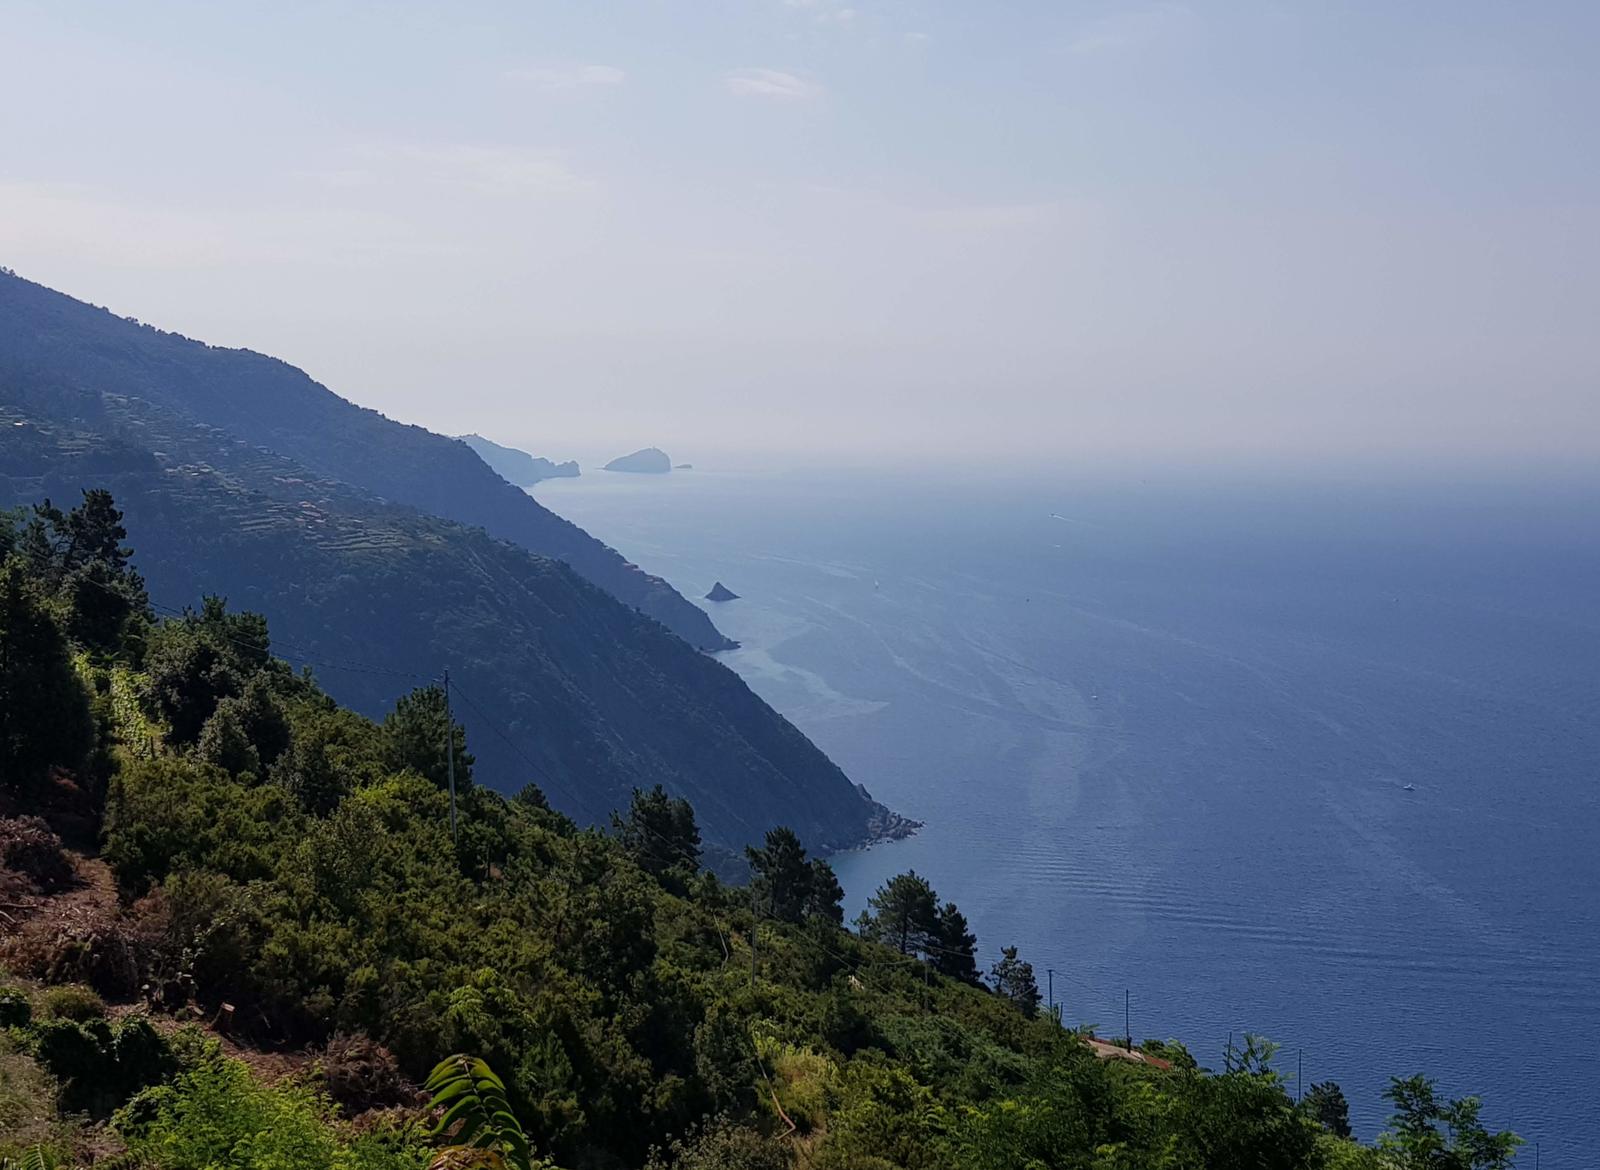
<box><xmin>458</xmin><ymin>433</ymin><xmax>579</xmax><ymax>486</ymax></box>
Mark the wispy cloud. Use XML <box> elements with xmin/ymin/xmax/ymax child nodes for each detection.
<box><xmin>1065</xmin><ymin>3</ymin><xmax>1193</xmax><ymax>56</ymax></box>
<box><xmin>505</xmin><ymin>63</ymin><xmax>626</xmax><ymax>91</ymax></box>
<box><xmin>346</xmin><ymin>143</ymin><xmax>593</xmax><ymax>196</ymax></box>
<box><xmin>781</xmin><ymin>0</ymin><xmax>857</xmax><ymax>27</ymax></box>
<box><xmin>725</xmin><ymin>68</ymin><xmax>821</xmax><ymax>101</ymax></box>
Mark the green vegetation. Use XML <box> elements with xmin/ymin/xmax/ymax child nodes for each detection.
<box><xmin>0</xmin><ymin>492</ymin><xmax>1522</xmax><ymax>1168</ymax></box>
<box><xmin>114</xmin><ymin>1054</ymin><xmax>424</xmax><ymax>1170</ymax></box>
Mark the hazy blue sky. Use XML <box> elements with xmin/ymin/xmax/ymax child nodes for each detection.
<box><xmin>2</xmin><ymin>1</ymin><xmax>1596</xmax><ymax>464</ymax></box>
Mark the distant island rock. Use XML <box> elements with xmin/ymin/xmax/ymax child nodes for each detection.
<box><xmin>705</xmin><ymin>581</ymin><xmax>740</xmax><ymax>602</ymax></box>
<box><xmin>458</xmin><ymin>433</ymin><xmax>579</xmax><ymax>486</ymax></box>
<box><xmin>675</xmin><ymin>463</ymin><xmax>693</xmax><ymax>470</ymax></box>
<box><xmin>604</xmin><ymin>447</ymin><xmax>672</xmax><ymax>474</ymax></box>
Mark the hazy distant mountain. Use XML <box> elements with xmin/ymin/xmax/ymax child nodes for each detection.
<box><xmin>0</xmin><ymin>270</ymin><xmax>906</xmax><ymax>850</ymax></box>
<box><xmin>604</xmin><ymin>447</ymin><xmax>672</xmax><ymax>474</ymax></box>
<box><xmin>458</xmin><ymin>432</ymin><xmax>579</xmax><ymax>486</ymax></box>
<box><xmin>0</xmin><ymin>272</ymin><xmax>729</xmax><ymax>651</ymax></box>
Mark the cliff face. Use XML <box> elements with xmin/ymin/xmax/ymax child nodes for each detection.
<box><xmin>458</xmin><ymin>433</ymin><xmax>579</xmax><ymax>486</ymax></box>
<box><xmin>0</xmin><ymin>347</ymin><xmax>897</xmax><ymax>852</ymax></box>
<box><xmin>0</xmin><ymin>273</ymin><xmax>731</xmax><ymax>651</ymax></box>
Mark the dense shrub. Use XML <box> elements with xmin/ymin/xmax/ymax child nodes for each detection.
<box><xmin>104</xmin><ymin>755</ymin><xmax>292</xmax><ymax>896</ymax></box>
<box><xmin>33</xmin><ymin>1013</ymin><xmax>174</xmax><ymax>1116</ymax></box>
<box><xmin>37</xmin><ymin>984</ymin><xmax>105</xmax><ymax>1022</ymax></box>
<box><xmin>196</xmin><ymin>698</ymin><xmax>262</xmax><ymax>777</ymax></box>
<box><xmin>0</xmin><ymin>984</ymin><xmax>30</xmax><ymax>1029</ymax></box>
<box><xmin>645</xmin><ymin>1117</ymin><xmax>793</xmax><ymax>1170</ymax></box>
<box><xmin>115</xmin><ymin>1057</ymin><xmax>427</xmax><ymax>1170</ymax></box>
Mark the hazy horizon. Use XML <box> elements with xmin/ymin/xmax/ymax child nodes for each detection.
<box><xmin>3</xmin><ymin>2</ymin><xmax>1597</xmax><ymax>464</ymax></box>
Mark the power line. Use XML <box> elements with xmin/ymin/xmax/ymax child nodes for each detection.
<box><xmin>443</xmin><ymin>668</ymin><xmax>459</xmax><ymax>847</ymax></box>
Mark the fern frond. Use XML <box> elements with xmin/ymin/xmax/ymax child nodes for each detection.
<box><xmin>420</xmin><ymin>1054</ymin><xmax>532</xmax><ymax>1170</ymax></box>
<box><xmin>1</xmin><ymin>1146</ymin><xmax>59</xmax><ymax>1170</ymax></box>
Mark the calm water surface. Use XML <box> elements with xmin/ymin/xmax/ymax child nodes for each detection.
<box><xmin>535</xmin><ymin>464</ymin><xmax>1600</xmax><ymax>1163</ymax></box>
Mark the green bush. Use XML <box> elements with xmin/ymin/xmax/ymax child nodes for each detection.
<box><xmin>115</xmin><ymin>1057</ymin><xmax>427</xmax><ymax>1170</ymax></box>
<box><xmin>645</xmin><ymin>1117</ymin><xmax>792</xmax><ymax>1170</ymax></box>
<box><xmin>36</xmin><ymin>985</ymin><xmax>104</xmax><ymax>1022</ymax></box>
<box><xmin>0</xmin><ymin>986</ymin><xmax>31</xmax><ymax>1029</ymax></box>
<box><xmin>32</xmin><ymin>1014</ymin><xmax>174</xmax><ymax>1117</ymax></box>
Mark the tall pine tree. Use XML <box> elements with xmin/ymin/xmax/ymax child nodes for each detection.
<box><xmin>861</xmin><ymin>871</ymin><xmax>939</xmax><ymax>956</ymax></box>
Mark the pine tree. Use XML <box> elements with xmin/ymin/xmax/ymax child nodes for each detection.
<box><xmin>932</xmin><ymin>901</ymin><xmax>978</xmax><ymax>982</ymax></box>
<box><xmin>806</xmin><ymin>857</ymin><xmax>845</xmax><ymax>925</ymax></box>
<box><xmin>746</xmin><ymin>826</ymin><xmax>814</xmax><ymax>923</ymax></box>
<box><xmin>1303</xmin><ymin>1081</ymin><xmax>1351</xmax><ymax>1138</ymax></box>
<box><xmin>990</xmin><ymin>945</ymin><xmax>1041</xmax><ymax>1018</ymax></box>
<box><xmin>615</xmin><ymin>784</ymin><xmax>701</xmax><ymax>878</ymax></box>
<box><xmin>862</xmin><ymin>871</ymin><xmax>939</xmax><ymax>956</ymax></box>
<box><xmin>382</xmin><ymin>684</ymin><xmax>473</xmax><ymax>790</ymax></box>
<box><xmin>17</xmin><ymin>490</ymin><xmax>148</xmax><ymax>656</ymax></box>
<box><xmin>0</xmin><ymin>560</ymin><xmax>94</xmax><ymax>791</ymax></box>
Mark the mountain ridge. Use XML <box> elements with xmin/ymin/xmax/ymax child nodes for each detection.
<box><xmin>0</xmin><ymin>271</ymin><xmax>730</xmax><ymax>651</ymax></box>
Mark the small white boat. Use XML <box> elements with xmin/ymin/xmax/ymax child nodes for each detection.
<box><xmin>1402</xmin><ymin>783</ymin><xmax>1415</xmax><ymax>792</ymax></box>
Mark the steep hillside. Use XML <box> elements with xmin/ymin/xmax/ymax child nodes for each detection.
<box><xmin>0</xmin><ymin>270</ymin><xmax>731</xmax><ymax>651</ymax></box>
<box><xmin>0</xmin><ymin>346</ymin><xmax>900</xmax><ymax>855</ymax></box>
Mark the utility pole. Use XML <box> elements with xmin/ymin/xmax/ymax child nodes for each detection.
<box><xmin>1047</xmin><ymin>968</ymin><xmax>1055</xmax><ymax>1023</ymax></box>
<box><xmin>749</xmin><ymin>882</ymin><xmax>759</xmax><ymax>989</ymax></box>
<box><xmin>1297</xmin><ymin>1049</ymin><xmax>1303</xmax><ymax>1102</ymax></box>
<box><xmin>1124</xmin><ymin>989</ymin><xmax>1131</xmax><ymax>1050</ymax></box>
<box><xmin>442</xmin><ymin>669</ymin><xmax>458</xmax><ymax>847</ymax></box>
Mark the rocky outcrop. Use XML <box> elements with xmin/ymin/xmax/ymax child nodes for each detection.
<box><xmin>604</xmin><ymin>447</ymin><xmax>672</xmax><ymax>474</ymax></box>
<box><xmin>705</xmin><ymin>582</ymin><xmax>740</xmax><ymax>602</ymax></box>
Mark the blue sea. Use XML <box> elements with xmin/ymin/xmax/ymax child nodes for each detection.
<box><xmin>534</xmin><ymin>463</ymin><xmax>1600</xmax><ymax>1164</ymax></box>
